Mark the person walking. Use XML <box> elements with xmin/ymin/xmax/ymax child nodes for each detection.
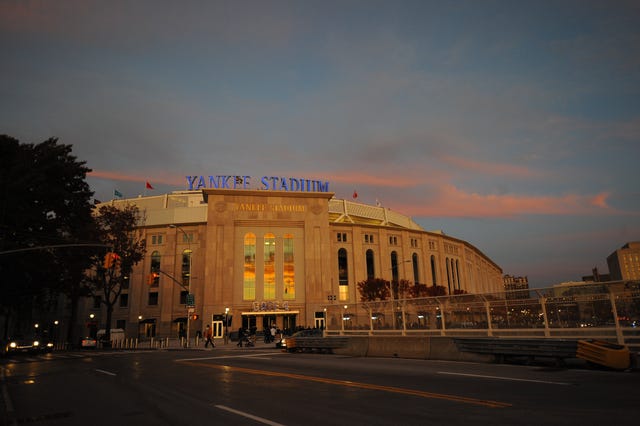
<box><xmin>204</xmin><ymin>324</ymin><xmax>215</xmax><ymax>348</ymax></box>
<box><xmin>237</xmin><ymin>327</ymin><xmax>244</xmax><ymax>347</ymax></box>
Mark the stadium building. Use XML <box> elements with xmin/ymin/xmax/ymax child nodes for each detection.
<box><xmin>86</xmin><ymin>176</ymin><xmax>503</xmax><ymax>340</ymax></box>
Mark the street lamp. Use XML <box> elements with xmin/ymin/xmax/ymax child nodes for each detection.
<box><xmin>224</xmin><ymin>307</ymin><xmax>229</xmax><ymax>345</ymax></box>
<box><xmin>170</xmin><ymin>224</ymin><xmax>193</xmax><ymax>348</ymax></box>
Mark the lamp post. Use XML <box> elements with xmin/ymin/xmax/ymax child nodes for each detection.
<box><xmin>224</xmin><ymin>307</ymin><xmax>229</xmax><ymax>345</ymax></box>
<box><xmin>170</xmin><ymin>224</ymin><xmax>192</xmax><ymax>348</ymax></box>
<box><xmin>389</xmin><ymin>259</ymin><xmax>411</xmax><ymax>332</ymax></box>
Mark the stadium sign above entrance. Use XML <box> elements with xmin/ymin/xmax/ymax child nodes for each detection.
<box><xmin>186</xmin><ymin>175</ymin><xmax>330</xmax><ymax>193</ymax></box>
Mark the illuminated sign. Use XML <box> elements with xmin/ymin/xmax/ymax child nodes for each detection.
<box><xmin>186</xmin><ymin>175</ymin><xmax>330</xmax><ymax>193</ymax></box>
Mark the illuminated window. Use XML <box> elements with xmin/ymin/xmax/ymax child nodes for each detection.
<box><xmin>283</xmin><ymin>234</ymin><xmax>295</xmax><ymax>300</ymax></box>
<box><xmin>150</xmin><ymin>251</ymin><xmax>160</xmax><ymax>287</ymax></box>
<box><xmin>338</xmin><ymin>248</ymin><xmax>349</xmax><ymax>301</ymax></box>
<box><xmin>243</xmin><ymin>233</ymin><xmax>256</xmax><ymax>300</ymax></box>
<box><xmin>264</xmin><ymin>234</ymin><xmax>276</xmax><ymax>299</ymax></box>
<box><xmin>181</xmin><ymin>249</ymin><xmax>191</xmax><ymax>287</ymax></box>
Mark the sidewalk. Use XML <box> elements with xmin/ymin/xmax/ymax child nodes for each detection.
<box><xmin>161</xmin><ymin>336</ymin><xmax>278</xmax><ymax>351</ymax></box>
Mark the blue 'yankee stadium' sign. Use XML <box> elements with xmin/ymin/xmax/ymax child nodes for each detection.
<box><xmin>186</xmin><ymin>175</ymin><xmax>330</xmax><ymax>193</ymax></box>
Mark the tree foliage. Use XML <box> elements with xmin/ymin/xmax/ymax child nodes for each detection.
<box><xmin>357</xmin><ymin>278</ymin><xmax>391</xmax><ymax>302</ymax></box>
<box><xmin>409</xmin><ymin>283</ymin><xmax>448</xmax><ymax>298</ymax></box>
<box><xmin>85</xmin><ymin>204</ymin><xmax>146</xmax><ymax>342</ymax></box>
<box><xmin>0</xmin><ymin>135</ymin><xmax>95</xmax><ymax>338</ymax></box>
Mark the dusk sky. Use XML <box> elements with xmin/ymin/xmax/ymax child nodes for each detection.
<box><xmin>2</xmin><ymin>1</ymin><xmax>639</xmax><ymax>288</ymax></box>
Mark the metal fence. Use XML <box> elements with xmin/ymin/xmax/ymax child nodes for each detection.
<box><xmin>324</xmin><ymin>281</ymin><xmax>640</xmax><ymax>349</ymax></box>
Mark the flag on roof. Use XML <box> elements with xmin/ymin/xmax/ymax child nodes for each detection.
<box><xmin>146</xmin><ymin>181</ymin><xmax>154</xmax><ymax>190</ymax></box>
<box><xmin>352</xmin><ymin>190</ymin><xmax>358</xmax><ymax>199</ymax></box>
<box><xmin>114</xmin><ymin>189</ymin><xmax>123</xmax><ymax>198</ymax></box>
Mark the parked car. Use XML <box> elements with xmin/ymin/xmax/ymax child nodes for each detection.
<box><xmin>80</xmin><ymin>336</ymin><xmax>97</xmax><ymax>349</ymax></box>
<box><xmin>277</xmin><ymin>328</ymin><xmax>323</xmax><ymax>349</ymax></box>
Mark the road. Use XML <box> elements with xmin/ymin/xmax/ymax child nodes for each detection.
<box><xmin>1</xmin><ymin>346</ymin><xmax>638</xmax><ymax>425</ymax></box>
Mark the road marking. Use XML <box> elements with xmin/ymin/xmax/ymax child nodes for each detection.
<box><xmin>176</xmin><ymin>352</ymin><xmax>282</xmax><ymax>362</ymax></box>
<box><xmin>185</xmin><ymin>361</ymin><xmax>511</xmax><ymax>408</ymax></box>
<box><xmin>95</xmin><ymin>369</ymin><xmax>117</xmax><ymax>376</ymax></box>
<box><xmin>214</xmin><ymin>404</ymin><xmax>285</xmax><ymax>426</ymax></box>
<box><xmin>437</xmin><ymin>371</ymin><xmax>571</xmax><ymax>386</ymax></box>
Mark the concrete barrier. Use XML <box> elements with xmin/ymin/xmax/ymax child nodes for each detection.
<box><xmin>332</xmin><ymin>336</ymin><xmax>492</xmax><ymax>362</ymax></box>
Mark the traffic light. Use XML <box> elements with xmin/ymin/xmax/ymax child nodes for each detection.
<box><xmin>103</xmin><ymin>252</ymin><xmax>120</xmax><ymax>269</ymax></box>
<box><xmin>147</xmin><ymin>272</ymin><xmax>160</xmax><ymax>285</ymax></box>
<box><xmin>191</xmin><ymin>314</ymin><xmax>199</xmax><ymax>320</ymax></box>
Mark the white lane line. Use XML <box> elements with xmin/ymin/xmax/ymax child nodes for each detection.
<box><xmin>177</xmin><ymin>352</ymin><xmax>282</xmax><ymax>362</ymax></box>
<box><xmin>95</xmin><ymin>369</ymin><xmax>117</xmax><ymax>376</ymax></box>
<box><xmin>437</xmin><ymin>371</ymin><xmax>571</xmax><ymax>386</ymax></box>
<box><xmin>214</xmin><ymin>404</ymin><xmax>285</xmax><ymax>426</ymax></box>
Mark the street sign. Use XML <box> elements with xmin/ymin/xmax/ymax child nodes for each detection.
<box><xmin>186</xmin><ymin>293</ymin><xmax>195</xmax><ymax>307</ymax></box>
<box><xmin>188</xmin><ymin>308</ymin><xmax>195</xmax><ymax>314</ymax></box>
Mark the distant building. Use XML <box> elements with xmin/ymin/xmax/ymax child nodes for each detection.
<box><xmin>503</xmin><ymin>274</ymin><xmax>529</xmax><ymax>299</ymax></box>
<box><xmin>607</xmin><ymin>242</ymin><xmax>640</xmax><ymax>281</ymax></box>
<box><xmin>582</xmin><ymin>267</ymin><xmax>611</xmax><ymax>283</ymax></box>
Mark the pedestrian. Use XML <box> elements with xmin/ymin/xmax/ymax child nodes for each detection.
<box><xmin>237</xmin><ymin>327</ymin><xmax>244</xmax><ymax>347</ymax></box>
<box><xmin>204</xmin><ymin>324</ymin><xmax>215</xmax><ymax>348</ymax></box>
<box><xmin>270</xmin><ymin>324</ymin><xmax>276</xmax><ymax>343</ymax></box>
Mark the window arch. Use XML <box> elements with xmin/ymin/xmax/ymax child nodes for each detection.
<box><xmin>366</xmin><ymin>249</ymin><xmax>375</xmax><ymax>279</ymax></box>
<box><xmin>243</xmin><ymin>233</ymin><xmax>256</xmax><ymax>300</ymax></box>
<box><xmin>283</xmin><ymin>234</ymin><xmax>295</xmax><ymax>300</ymax></box>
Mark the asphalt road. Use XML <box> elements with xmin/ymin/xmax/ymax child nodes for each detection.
<box><xmin>1</xmin><ymin>345</ymin><xmax>638</xmax><ymax>425</ymax></box>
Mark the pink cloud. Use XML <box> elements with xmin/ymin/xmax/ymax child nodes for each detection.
<box><xmin>439</xmin><ymin>155</ymin><xmax>542</xmax><ymax>178</ymax></box>
<box><xmin>397</xmin><ymin>185</ymin><xmax>613</xmax><ymax>218</ymax></box>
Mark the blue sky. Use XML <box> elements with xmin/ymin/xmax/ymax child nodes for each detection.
<box><xmin>2</xmin><ymin>0</ymin><xmax>639</xmax><ymax>287</ymax></box>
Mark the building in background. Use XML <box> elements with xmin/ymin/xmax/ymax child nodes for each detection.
<box><xmin>607</xmin><ymin>242</ymin><xmax>640</xmax><ymax>281</ymax></box>
<box><xmin>84</xmin><ymin>185</ymin><xmax>504</xmax><ymax>340</ymax></box>
<box><xmin>503</xmin><ymin>274</ymin><xmax>529</xmax><ymax>299</ymax></box>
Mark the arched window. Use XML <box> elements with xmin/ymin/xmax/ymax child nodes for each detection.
<box><xmin>150</xmin><ymin>251</ymin><xmax>160</xmax><ymax>287</ymax></box>
<box><xmin>366</xmin><ymin>249</ymin><xmax>375</xmax><ymax>279</ymax></box>
<box><xmin>430</xmin><ymin>255</ymin><xmax>437</xmax><ymax>286</ymax></box>
<box><xmin>338</xmin><ymin>248</ymin><xmax>348</xmax><ymax>286</ymax></box>
<box><xmin>412</xmin><ymin>252</ymin><xmax>419</xmax><ymax>284</ymax></box>
<box><xmin>283</xmin><ymin>234</ymin><xmax>295</xmax><ymax>300</ymax></box>
<box><xmin>390</xmin><ymin>251</ymin><xmax>399</xmax><ymax>282</ymax></box>
<box><xmin>264</xmin><ymin>233</ymin><xmax>276</xmax><ymax>299</ymax></box>
<box><xmin>243</xmin><ymin>233</ymin><xmax>256</xmax><ymax>300</ymax></box>
<box><xmin>455</xmin><ymin>259</ymin><xmax>461</xmax><ymax>291</ymax></box>
<box><xmin>181</xmin><ymin>249</ymin><xmax>191</xmax><ymax>287</ymax></box>
<box><xmin>446</xmin><ymin>257</ymin><xmax>452</xmax><ymax>294</ymax></box>
<box><xmin>338</xmin><ymin>248</ymin><xmax>348</xmax><ymax>301</ymax></box>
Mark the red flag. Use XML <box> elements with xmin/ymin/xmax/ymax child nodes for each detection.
<box><xmin>146</xmin><ymin>181</ymin><xmax>154</xmax><ymax>190</ymax></box>
<box><xmin>352</xmin><ymin>190</ymin><xmax>358</xmax><ymax>199</ymax></box>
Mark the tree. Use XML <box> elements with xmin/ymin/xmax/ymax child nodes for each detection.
<box><xmin>0</xmin><ymin>135</ymin><xmax>95</xmax><ymax>340</ymax></box>
<box><xmin>409</xmin><ymin>283</ymin><xmax>448</xmax><ymax>298</ymax></box>
<box><xmin>357</xmin><ymin>278</ymin><xmax>391</xmax><ymax>302</ymax></box>
<box><xmin>85</xmin><ymin>204</ymin><xmax>146</xmax><ymax>345</ymax></box>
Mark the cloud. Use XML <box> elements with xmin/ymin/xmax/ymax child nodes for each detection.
<box><xmin>397</xmin><ymin>184</ymin><xmax>613</xmax><ymax>218</ymax></box>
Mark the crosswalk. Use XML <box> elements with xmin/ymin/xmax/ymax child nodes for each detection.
<box><xmin>1</xmin><ymin>350</ymin><xmax>139</xmax><ymax>364</ymax></box>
